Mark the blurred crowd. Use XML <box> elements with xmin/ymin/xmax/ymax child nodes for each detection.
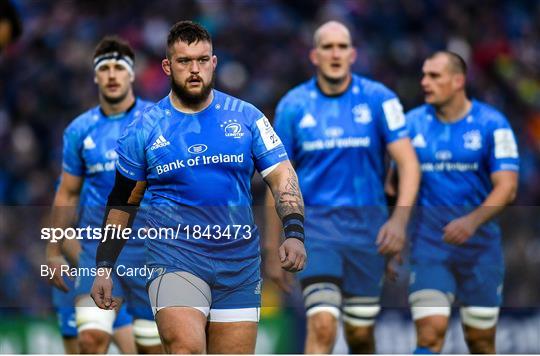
<box><xmin>0</xmin><ymin>0</ymin><xmax>539</xmax><ymax>314</ymax></box>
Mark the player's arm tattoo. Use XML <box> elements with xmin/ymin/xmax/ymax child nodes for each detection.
<box><xmin>272</xmin><ymin>166</ymin><xmax>304</xmax><ymax>219</ymax></box>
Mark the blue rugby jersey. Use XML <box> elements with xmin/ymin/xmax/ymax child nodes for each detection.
<box><xmin>407</xmin><ymin>99</ymin><xmax>519</xmax><ymax>262</ymax></box>
<box><xmin>274</xmin><ymin>74</ymin><xmax>408</xmax><ymax>245</ymax></box>
<box><xmin>115</xmin><ymin>90</ymin><xmax>288</xmax><ymax>261</ymax></box>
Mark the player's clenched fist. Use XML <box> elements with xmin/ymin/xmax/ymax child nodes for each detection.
<box><xmin>279</xmin><ymin>238</ymin><xmax>306</xmax><ymax>273</ymax></box>
<box><xmin>443</xmin><ymin>215</ymin><xmax>479</xmax><ymax>245</ymax></box>
<box><xmin>91</xmin><ymin>268</ymin><xmax>117</xmax><ymax>310</ymax></box>
<box><xmin>376</xmin><ymin>216</ymin><xmax>407</xmax><ymax>256</ymax></box>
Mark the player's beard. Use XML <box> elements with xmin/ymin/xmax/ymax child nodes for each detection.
<box><xmin>171</xmin><ymin>71</ymin><xmax>215</xmax><ymax>106</ymax></box>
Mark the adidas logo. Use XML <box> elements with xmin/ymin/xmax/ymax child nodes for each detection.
<box><xmin>299</xmin><ymin>113</ymin><xmax>317</xmax><ymax>128</ymax></box>
<box><xmin>83</xmin><ymin>136</ymin><xmax>96</xmax><ymax>150</ymax></box>
<box><xmin>412</xmin><ymin>134</ymin><xmax>426</xmax><ymax>148</ymax></box>
<box><xmin>150</xmin><ymin>135</ymin><xmax>171</xmax><ymax>150</ymax></box>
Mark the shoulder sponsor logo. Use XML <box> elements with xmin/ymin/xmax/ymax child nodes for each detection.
<box><xmin>220</xmin><ymin>119</ymin><xmax>244</xmax><ymax>139</ymax></box>
<box><xmin>463</xmin><ymin>130</ymin><xmax>482</xmax><ymax>150</ymax></box>
<box><xmin>83</xmin><ymin>136</ymin><xmax>96</xmax><ymax>150</ymax></box>
<box><xmin>151</xmin><ymin>135</ymin><xmax>171</xmax><ymax>150</ymax></box>
<box><xmin>299</xmin><ymin>113</ymin><xmax>317</xmax><ymax>128</ymax></box>
<box><xmin>256</xmin><ymin>116</ymin><xmax>281</xmax><ymax>150</ymax></box>
<box><xmin>412</xmin><ymin>134</ymin><xmax>427</xmax><ymax>148</ymax></box>
<box><xmin>352</xmin><ymin>104</ymin><xmax>372</xmax><ymax>124</ymax></box>
<box><xmin>188</xmin><ymin>144</ymin><xmax>208</xmax><ymax>154</ymax></box>
<box><xmin>382</xmin><ymin>98</ymin><xmax>406</xmax><ymax>131</ymax></box>
<box><xmin>493</xmin><ymin>128</ymin><xmax>518</xmax><ymax>158</ymax></box>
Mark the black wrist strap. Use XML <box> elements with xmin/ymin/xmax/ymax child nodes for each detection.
<box><xmin>282</xmin><ymin>213</ymin><xmax>305</xmax><ymax>243</ymax></box>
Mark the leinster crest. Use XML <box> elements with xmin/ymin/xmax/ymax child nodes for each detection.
<box><xmin>463</xmin><ymin>130</ymin><xmax>482</xmax><ymax>150</ymax></box>
<box><xmin>352</xmin><ymin>104</ymin><xmax>372</xmax><ymax>124</ymax></box>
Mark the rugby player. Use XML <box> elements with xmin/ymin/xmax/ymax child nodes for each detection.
<box><xmin>265</xmin><ymin>21</ymin><xmax>420</xmax><ymax>353</ymax></box>
<box><xmin>393</xmin><ymin>51</ymin><xmax>519</xmax><ymax>353</ymax></box>
<box><xmin>90</xmin><ymin>21</ymin><xmax>306</xmax><ymax>354</ymax></box>
<box><xmin>46</xmin><ymin>36</ymin><xmax>162</xmax><ymax>353</ymax></box>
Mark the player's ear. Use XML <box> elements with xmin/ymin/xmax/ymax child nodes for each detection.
<box><xmin>309</xmin><ymin>48</ymin><xmax>318</xmax><ymax>66</ymax></box>
<box><xmin>459</xmin><ymin>73</ymin><xmax>466</xmax><ymax>90</ymax></box>
<box><xmin>350</xmin><ymin>46</ymin><xmax>357</xmax><ymax>64</ymax></box>
<box><xmin>93</xmin><ymin>75</ymin><xmax>98</xmax><ymax>84</ymax></box>
<box><xmin>212</xmin><ymin>55</ymin><xmax>217</xmax><ymax>70</ymax></box>
<box><xmin>453</xmin><ymin>73</ymin><xmax>465</xmax><ymax>90</ymax></box>
<box><xmin>162</xmin><ymin>58</ymin><xmax>171</xmax><ymax>76</ymax></box>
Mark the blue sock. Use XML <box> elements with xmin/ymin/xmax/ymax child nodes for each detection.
<box><xmin>413</xmin><ymin>346</ymin><xmax>438</xmax><ymax>354</ymax></box>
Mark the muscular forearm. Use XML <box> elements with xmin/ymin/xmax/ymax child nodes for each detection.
<box><xmin>264</xmin><ymin>161</ymin><xmax>305</xmax><ymax>242</ymax></box>
<box><xmin>392</xmin><ymin>158</ymin><xmax>420</xmax><ymax>224</ymax></box>
<box><xmin>47</xmin><ymin>188</ymin><xmax>80</xmax><ymax>257</ymax></box>
<box><xmin>467</xmin><ymin>180</ymin><xmax>517</xmax><ymax>228</ymax></box>
<box><xmin>270</xmin><ymin>166</ymin><xmax>304</xmax><ymax>219</ymax></box>
<box><xmin>264</xmin><ymin>188</ymin><xmax>282</xmax><ymax>252</ymax></box>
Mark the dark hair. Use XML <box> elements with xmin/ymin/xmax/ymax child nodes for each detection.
<box><xmin>93</xmin><ymin>35</ymin><xmax>135</xmax><ymax>62</ymax></box>
<box><xmin>0</xmin><ymin>0</ymin><xmax>22</xmax><ymax>42</ymax></box>
<box><xmin>166</xmin><ymin>20</ymin><xmax>212</xmax><ymax>58</ymax></box>
<box><xmin>430</xmin><ymin>50</ymin><xmax>467</xmax><ymax>75</ymax></box>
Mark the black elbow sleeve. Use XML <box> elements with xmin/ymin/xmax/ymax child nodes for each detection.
<box><xmin>96</xmin><ymin>170</ymin><xmax>140</xmax><ymax>268</ymax></box>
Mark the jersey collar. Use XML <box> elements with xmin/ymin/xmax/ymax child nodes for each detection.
<box><xmin>99</xmin><ymin>98</ymin><xmax>137</xmax><ymax>120</ymax></box>
<box><xmin>313</xmin><ymin>75</ymin><xmax>354</xmax><ymax>98</ymax></box>
<box><xmin>428</xmin><ymin>98</ymin><xmax>478</xmax><ymax>125</ymax></box>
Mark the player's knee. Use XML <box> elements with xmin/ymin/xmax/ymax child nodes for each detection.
<box><xmin>409</xmin><ymin>290</ymin><xmax>451</xmax><ymax>350</ymax></box>
<box><xmin>307</xmin><ymin>310</ymin><xmax>338</xmax><ymax>347</ymax></box>
<box><xmin>461</xmin><ymin>307</ymin><xmax>498</xmax><ymax>354</ymax></box>
<box><xmin>416</xmin><ymin>322</ymin><xmax>446</xmax><ymax>350</ymax></box>
<box><xmin>303</xmin><ymin>281</ymin><xmax>341</xmax><ymax>347</ymax></box>
<box><xmin>160</xmin><ymin>330</ymin><xmax>203</xmax><ymax>354</ymax></box>
<box><xmin>344</xmin><ymin>323</ymin><xmax>373</xmax><ymax>341</ymax></box>
<box><xmin>464</xmin><ymin>333</ymin><xmax>495</xmax><ymax>354</ymax></box>
<box><xmin>78</xmin><ymin>329</ymin><xmax>109</xmax><ymax>354</ymax></box>
<box><xmin>133</xmin><ymin>319</ymin><xmax>161</xmax><ymax>352</ymax></box>
<box><xmin>342</xmin><ymin>297</ymin><xmax>379</xmax><ymax>352</ymax></box>
<box><xmin>463</xmin><ymin>324</ymin><xmax>496</xmax><ymax>354</ymax></box>
<box><xmin>344</xmin><ymin>324</ymin><xmax>374</xmax><ymax>353</ymax></box>
<box><xmin>157</xmin><ymin>316</ymin><xmax>204</xmax><ymax>354</ymax></box>
<box><xmin>76</xmin><ymin>301</ymin><xmax>115</xmax><ymax>353</ymax></box>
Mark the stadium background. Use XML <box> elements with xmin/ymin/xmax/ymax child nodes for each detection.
<box><xmin>0</xmin><ymin>0</ymin><xmax>539</xmax><ymax>353</ymax></box>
